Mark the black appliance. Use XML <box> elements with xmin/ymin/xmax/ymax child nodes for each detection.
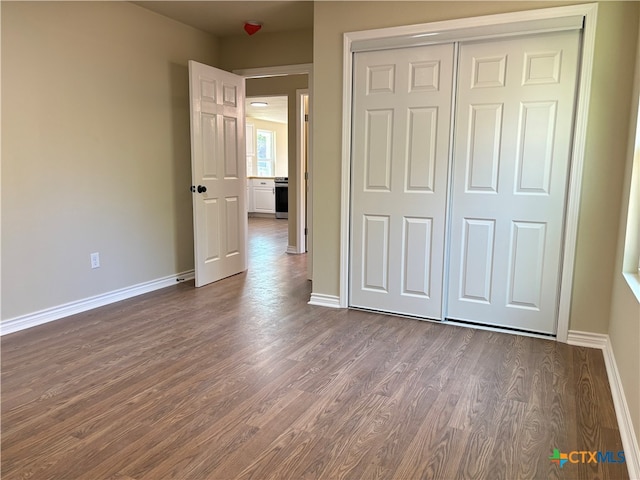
<box><xmin>274</xmin><ymin>177</ymin><xmax>288</xmax><ymax>219</ymax></box>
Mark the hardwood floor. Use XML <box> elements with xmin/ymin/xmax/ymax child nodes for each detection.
<box><xmin>1</xmin><ymin>218</ymin><xmax>627</xmax><ymax>479</ymax></box>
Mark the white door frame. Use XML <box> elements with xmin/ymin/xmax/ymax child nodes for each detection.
<box><xmin>339</xmin><ymin>4</ymin><xmax>598</xmax><ymax>343</ymax></box>
<box><xmin>234</xmin><ymin>64</ymin><xmax>313</xmax><ymax>262</ymax></box>
<box><xmin>297</xmin><ymin>89</ymin><xmax>309</xmax><ymax>255</ymax></box>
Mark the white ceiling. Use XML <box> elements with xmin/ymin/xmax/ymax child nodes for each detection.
<box><xmin>246</xmin><ymin>95</ymin><xmax>288</xmax><ymax>124</ymax></box>
<box><xmin>132</xmin><ymin>1</ymin><xmax>313</xmax><ymax>37</ymax></box>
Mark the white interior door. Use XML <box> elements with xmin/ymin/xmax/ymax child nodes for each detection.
<box><xmin>189</xmin><ymin>60</ymin><xmax>247</xmax><ymax>287</ymax></box>
<box><xmin>350</xmin><ymin>44</ymin><xmax>455</xmax><ymax>319</ymax></box>
<box><xmin>447</xmin><ymin>31</ymin><xmax>580</xmax><ymax>334</ymax></box>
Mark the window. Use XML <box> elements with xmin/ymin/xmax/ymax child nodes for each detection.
<box><xmin>256</xmin><ymin>129</ymin><xmax>275</xmax><ymax>177</ymax></box>
<box><xmin>246</xmin><ymin>123</ymin><xmax>255</xmax><ymax>176</ymax></box>
<box><xmin>622</xmin><ymin>94</ymin><xmax>640</xmax><ymax>301</ymax></box>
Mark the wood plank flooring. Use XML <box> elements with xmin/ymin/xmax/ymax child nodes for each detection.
<box><xmin>1</xmin><ymin>218</ymin><xmax>628</xmax><ymax>479</ymax></box>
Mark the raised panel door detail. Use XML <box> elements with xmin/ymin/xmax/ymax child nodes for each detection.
<box><xmin>448</xmin><ymin>30</ymin><xmax>580</xmax><ymax>334</ymax></box>
<box><xmin>223</xmin><ymin>84</ymin><xmax>237</xmax><ymax>106</ymax></box>
<box><xmin>406</xmin><ymin>107</ymin><xmax>438</xmax><ymax>192</ymax></box>
<box><xmin>204</xmin><ymin>198</ymin><xmax>221</xmax><ymax>262</ymax></box>
<box><xmin>200</xmin><ymin>79</ymin><xmax>216</xmax><ymax>102</ymax></box>
<box><xmin>523</xmin><ymin>51</ymin><xmax>561</xmax><ymax>85</ymax></box>
<box><xmin>459</xmin><ymin>219</ymin><xmax>495</xmax><ymax>303</ymax></box>
<box><xmin>402</xmin><ymin>217</ymin><xmax>432</xmax><ymax>297</ymax></box>
<box><xmin>507</xmin><ymin>221</ymin><xmax>546</xmax><ymax>309</ymax></box>
<box><xmin>189</xmin><ymin>61</ymin><xmax>247</xmax><ymax>288</ymax></box>
<box><xmin>224</xmin><ymin>116</ymin><xmax>239</xmax><ymax>179</ymax></box>
<box><xmin>362</xmin><ymin>215</ymin><xmax>390</xmax><ymax>292</ymax></box>
<box><xmin>471</xmin><ymin>55</ymin><xmax>507</xmax><ymax>88</ymax></box>
<box><xmin>365</xmin><ymin>109</ymin><xmax>394</xmax><ymax>191</ymax></box>
<box><xmin>515</xmin><ymin>101</ymin><xmax>557</xmax><ymax>194</ymax></box>
<box><xmin>202</xmin><ymin>113</ymin><xmax>217</xmax><ymax>179</ymax></box>
<box><xmin>466</xmin><ymin>104</ymin><xmax>503</xmax><ymax>193</ymax></box>
<box><xmin>225</xmin><ymin>197</ymin><xmax>240</xmax><ymax>257</ymax></box>
<box><xmin>351</xmin><ymin>43</ymin><xmax>455</xmax><ymax>319</ymax></box>
<box><xmin>409</xmin><ymin>61</ymin><xmax>440</xmax><ymax>92</ymax></box>
<box><xmin>367</xmin><ymin>65</ymin><xmax>395</xmax><ymax>94</ymax></box>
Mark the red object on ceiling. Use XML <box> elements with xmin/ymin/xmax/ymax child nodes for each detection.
<box><xmin>244</xmin><ymin>22</ymin><xmax>262</xmax><ymax>36</ymax></box>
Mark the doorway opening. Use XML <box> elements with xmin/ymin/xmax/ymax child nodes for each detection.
<box><xmin>188</xmin><ymin>62</ymin><xmax>312</xmax><ymax>289</ymax></box>
<box><xmin>235</xmin><ymin>64</ymin><xmax>313</xmax><ymax>275</ymax></box>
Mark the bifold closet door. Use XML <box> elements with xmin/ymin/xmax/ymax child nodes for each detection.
<box><xmin>350</xmin><ymin>44</ymin><xmax>454</xmax><ymax>319</ymax></box>
<box><xmin>447</xmin><ymin>31</ymin><xmax>580</xmax><ymax>334</ymax></box>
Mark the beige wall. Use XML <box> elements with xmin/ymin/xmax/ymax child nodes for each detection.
<box><xmin>571</xmin><ymin>2</ymin><xmax>639</xmax><ymax>334</ymax></box>
<box><xmin>218</xmin><ymin>29</ymin><xmax>313</xmax><ymax>72</ymax></box>
<box><xmin>311</xmin><ymin>1</ymin><xmax>636</xmax><ymax>328</ymax></box>
<box><xmin>1</xmin><ymin>1</ymin><xmax>218</xmax><ymax>320</ymax></box>
<box><xmin>609</xmin><ymin>6</ymin><xmax>640</xmax><ymax>446</ymax></box>
<box><xmin>246</xmin><ymin>75</ymin><xmax>309</xmax><ymax>249</ymax></box>
<box><xmin>1</xmin><ymin>4</ymin><xmax>313</xmax><ymax>320</ymax></box>
<box><xmin>610</xmin><ymin>275</ymin><xmax>640</xmax><ymax>443</ymax></box>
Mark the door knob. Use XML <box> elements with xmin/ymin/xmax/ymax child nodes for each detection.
<box><xmin>197</xmin><ymin>185</ymin><xmax>207</xmax><ymax>193</ymax></box>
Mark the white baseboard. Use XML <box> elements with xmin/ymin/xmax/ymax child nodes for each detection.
<box><xmin>567</xmin><ymin>330</ymin><xmax>609</xmax><ymax>349</ymax></box>
<box><xmin>308</xmin><ymin>293</ymin><xmax>342</xmax><ymax>308</ymax></box>
<box><xmin>568</xmin><ymin>330</ymin><xmax>640</xmax><ymax>479</ymax></box>
<box><xmin>1</xmin><ymin>270</ymin><xmax>195</xmax><ymax>336</ymax></box>
<box><xmin>286</xmin><ymin>245</ymin><xmax>300</xmax><ymax>254</ymax></box>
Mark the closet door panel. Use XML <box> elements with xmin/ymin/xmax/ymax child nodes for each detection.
<box><xmin>447</xmin><ymin>31</ymin><xmax>580</xmax><ymax>334</ymax></box>
<box><xmin>350</xmin><ymin>43</ymin><xmax>455</xmax><ymax>319</ymax></box>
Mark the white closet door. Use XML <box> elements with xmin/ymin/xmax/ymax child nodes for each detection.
<box><xmin>447</xmin><ymin>31</ymin><xmax>580</xmax><ymax>334</ymax></box>
<box><xmin>350</xmin><ymin>44</ymin><xmax>454</xmax><ymax>319</ymax></box>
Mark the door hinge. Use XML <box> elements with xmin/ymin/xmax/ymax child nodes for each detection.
<box><xmin>304</xmin><ymin>114</ymin><xmax>309</xmax><ymax>122</ymax></box>
<box><xmin>304</xmin><ymin>227</ymin><xmax>308</xmax><ymax>235</ymax></box>
<box><xmin>305</xmin><ymin>172</ymin><xmax>309</xmax><ymax>180</ymax></box>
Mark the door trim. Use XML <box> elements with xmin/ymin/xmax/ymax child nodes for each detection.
<box><xmin>350</xmin><ymin>15</ymin><xmax>584</xmax><ymax>53</ymax></box>
<box><xmin>296</xmin><ymin>89</ymin><xmax>309</xmax><ymax>255</ymax></box>
<box><xmin>339</xmin><ymin>4</ymin><xmax>598</xmax><ymax>343</ymax></box>
<box><xmin>234</xmin><ymin>63</ymin><xmax>313</xmax><ymax>78</ymax></box>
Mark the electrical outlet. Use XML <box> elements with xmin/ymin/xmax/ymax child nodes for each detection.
<box><xmin>90</xmin><ymin>252</ymin><xmax>100</xmax><ymax>269</ymax></box>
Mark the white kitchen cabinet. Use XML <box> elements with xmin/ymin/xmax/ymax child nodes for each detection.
<box><xmin>250</xmin><ymin>178</ymin><xmax>275</xmax><ymax>214</ymax></box>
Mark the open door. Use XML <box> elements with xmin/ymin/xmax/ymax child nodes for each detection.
<box><xmin>189</xmin><ymin>60</ymin><xmax>247</xmax><ymax>287</ymax></box>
